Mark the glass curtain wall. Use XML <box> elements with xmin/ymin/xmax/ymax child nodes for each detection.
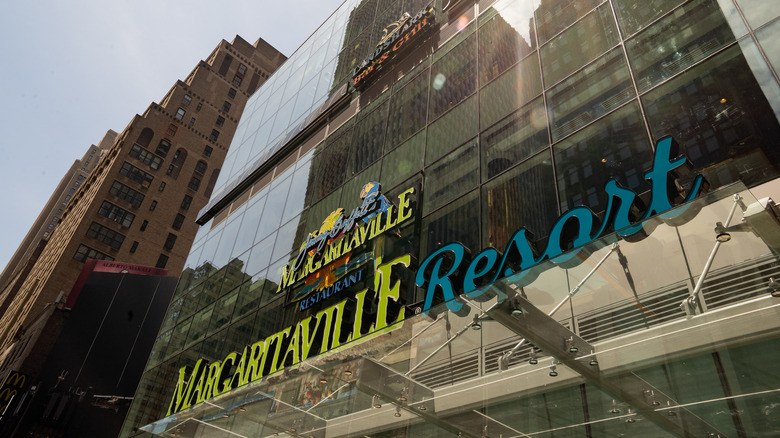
<box><xmin>121</xmin><ymin>0</ymin><xmax>780</xmax><ymax>435</ymax></box>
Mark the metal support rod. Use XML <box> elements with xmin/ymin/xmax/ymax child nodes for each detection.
<box><xmin>683</xmin><ymin>194</ymin><xmax>742</xmax><ymax>316</ymax></box>
<box><xmin>503</xmin><ymin>243</ymin><xmax>619</xmax><ymax>362</ymax></box>
<box><xmin>406</xmin><ymin>301</ymin><xmax>500</xmax><ymax>376</ymax></box>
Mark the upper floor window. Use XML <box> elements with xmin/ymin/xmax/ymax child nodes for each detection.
<box><xmin>86</xmin><ymin>222</ymin><xmax>125</xmax><ymax>250</ymax></box>
<box><xmin>181</xmin><ymin>195</ymin><xmax>193</xmax><ymax>210</ymax></box>
<box><xmin>174</xmin><ymin>108</ymin><xmax>186</xmax><ymax>121</ymax></box>
<box><xmin>188</xmin><ymin>176</ymin><xmax>201</xmax><ymax>192</ymax></box>
<box><xmin>119</xmin><ymin>162</ymin><xmax>154</xmax><ymax>188</ymax></box>
<box><xmin>74</xmin><ymin>244</ymin><xmax>114</xmax><ymax>263</ymax></box>
<box><xmin>109</xmin><ymin>180</ymin><xmax>145</xmax><ymax>208</ymax></box>
<box><xmin>136</xmin><ymin>128</ymin><xmax>154</xmax><ymax>147</ymax></box>
<box><xmin>228</xmin><ymin>88</ymin><xmax>237</xmax><ymax>99</ymax></box>
<box><xmin>129</xmin><ymin>144</ymin><xmax>162</xmax><ymax>170</ymax></box>
<box><xmin>172</xmin><ymin>213</ymin><xmax>185</xmax><ymax>230</ymax></box>
<box><xmin>194</xmin><ymin>160</ymin><xmax>207</xmax><ymax>175</ymax></box>
<box><xmin>182</xmin><ymin>94</ymin><xmax>192</xmax><ymax>106</ymax></box>
<box><xmin>164</xmin><ymin>233</ymin><xmax>178</xmax><ymax>251</ymax></box>
<box><xmin>216</xmin><ymin>116</ymin><xmax>225</xmax><ymax>127</ymax></box>
<box><xmin>209</xmin><ymin>130</ymin><xmax>220</xmax><ymax>142</ymax></box>
<box><xmin>221</xmin><ymin>101</ymin><xmax>231</xmax><ymax>113</ymax></box>
<box><xmin>155</xmin><ymin>139</ymin><xmax>172</xmax><ymax>157</ymax></box>
<box><xmin>237</xmin><ymin>63</ymin><xmax>247</xmax><ymax>75</ymax></box>
<box><xmin>203</xmin><ymin>146</ymin><xmax>213</xmax><ymax>157</ymax></box>
<box><xmin>98</xmin><ymin>201</ymin><xmax>135</xmax><ymax>228</ymax></box>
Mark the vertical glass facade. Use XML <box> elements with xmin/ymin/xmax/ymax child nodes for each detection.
<box><xmin>123</xmin><ymin>0</ymin><xmax>780</xmax><ymax>436</ymax></box>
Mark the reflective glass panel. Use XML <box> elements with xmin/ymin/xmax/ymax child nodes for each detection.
<box><xmin>478</xmin><ymin>0</ymin><xmax>537</xmax><ymax>85</ymax></box>
<box><xmin>540</xmin><ymin>3</ymin><xmax>620</xmax><ymax>87</ymax></box>
<box><xmin>381</xmin><ymin>130</ymin><xmax>425</xmax><ymax>190</ymax></box>
<box><xmin>429</xmin><ymin>33</ymin><xmax>477</xmax><ymax>120</ymax></box>
<box><xmin>643</xmin><ymin>45</ymin><xmax>780</xmax><ymax>188</ymax></box>
<box><xmin>535</xmin><ymin>0</ymin><xmax>602</xmax><ymax>44</ymax></box>
<box><xmin>479</xmin><ymin>52</ymin><xmax>542</xmax><ymax>130</ymax></box>
<box><xmin>481</xmin><ymin>97</ymin><xmax>549</xmax><ymax>181</ymax></box>
<box><xmin>626</xmin><ymin>0</ymin><xmax>738</xmax><ymax>92</ymax></box>
<box><xmin>482</xmin><ymin>150</ymin><xmax>558</xmax><ymax>249</ymax></box>
<box><xmin>426</xmin><ymin>94</ymin><xmax>478</xmax><ymax>165</ymax></box>
<box><xmin>547</xmin><ymin>47</ymin><xmax>633</xmax><ymax>141</ymax></box>
<box><xmin>735</xmin><ymin>0</ymin><xmax>780</xmax><ymax>29</ymax></box>
<box><xmin>423</xmin><ymin>139</ymin><xmax>479</xmax><ymax>216</ymax></box>
<box><xmin>386</xmin><ymin>69</ymin><xmax>430</xmax><ymax>149</ymax></box>
<box><xmin>612</xmin><ymin>0</ymin><xmax>684</xmax><ymax>36</ymax></box>
<box><xmin>420</xmin><ymin>189</ymin><xmax>480</xmax><ymax>260</ymax></box>
<box><xmin>554</xmin><ymin>101</ymin><xmax>653</xmax><ymax>214</ymax></box>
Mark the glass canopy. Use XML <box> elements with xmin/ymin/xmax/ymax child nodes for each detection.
<box><xmin>143</xmin><ymin>182</ymin><xmax>780</xmax><ymax>437</ymax></box>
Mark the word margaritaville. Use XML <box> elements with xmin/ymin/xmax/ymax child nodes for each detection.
<box><xmin>167</xmin><ymin>183</ymin><xmax>415</xmax><ymax>415</ymax></box>
<box><xmin>167</xmin><ymin>137</ymin><xmax>704</xmax><ymax>415</ymax></box>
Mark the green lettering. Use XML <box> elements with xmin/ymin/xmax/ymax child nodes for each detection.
<box><xmin>384</xmin><ymin>205</ymin><xmax>398</xmax><ymax>232</ymax></box>
<box><xmin>201</xmin><ymin>361</ymin><xmax>222</xmax><ymax>402</ymax></box>
<box><xmin>368</xmin><ymin>215</ymin><xmax>381</xmax><ymax>239</ymax></box>
<box><xmin>299</xmin><ymin>315</ymin><xmax>323</xmax><ymax>361</ymax></box>
<box><xmin>349</xmin><ymin>226</ymin><xmax>362</xmax><ymax>249</ymax></box>
<box><xmin>230</xmin><ymin>346</ymin><xmax>248</xmax><ymax>389</ymax></box>
<box><xmin>167</xmin><ymin>359</ymin><xmax>205</xmax><ymax>416</ymax></box>
<box><xmin>374</xmin><ymin>254</ymin><xmax>410</xmax><ymax>331</ymax></box>
<box><xmin>352</xmin><ymin>288</ymin><xmax>372</xmax><ymax>341</ymax></box>
<box><xmin>283</xmin><ymin>323</ymin><xmax>301</xmax><ymax>366</ymax></box>
<box><xmin>278</xmin><ymin>264</ymin><xmax>297</xmax><ymax>291</ymax></box>
<box><xmin>241</xmin><ymin>340</ymin><xmax>266</xmax><ymax>386</ymax></box>
<box><xmin>358</xmin><ymin>222</ymin><xmax>369</xmax><ymax>246</ymax></box>
<box><xmin>330</xmin><ymin>299</ymin><xmax>349</xmax><ymax>350</ymax></box>
<box><xmin>267</xmin><ymin>328</ymin><xmax>291</xmax><ymax>374</ymax></box>
<box><xmin>215</xmin><ymin>352</ymin><xmax>238</xmax><ymax>396</ymax></box>
<box><xmin>397</xmin><ymin>187</ymin><xmax>414</xmax><ymax>224</ymax></box>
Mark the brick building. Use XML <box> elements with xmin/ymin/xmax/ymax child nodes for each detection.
<box><xmin>0</xmin><ymin>36</ymin><xmax>286</xmax><ymax>402</ymax></box>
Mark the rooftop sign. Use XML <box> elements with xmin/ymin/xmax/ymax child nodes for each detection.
<box><xmin>351</xmin><ymin>6</ymin><xmax>436</xmax><ymax>89</ymax></box>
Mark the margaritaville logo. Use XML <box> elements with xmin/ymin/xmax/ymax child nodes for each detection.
<box><xmin>351</xmin><ymin>6</ymin><xmax>436</xmax><ymax>88</ymax></box>
<box><xmin>166</xmin><ymin>137</ymin><xmax>704</xmax><ymax>416</ymax></box>
<box><xmin>278</xmin><ymin>182</ymin><xmax>414</xmax><ymax>293</ymax></box>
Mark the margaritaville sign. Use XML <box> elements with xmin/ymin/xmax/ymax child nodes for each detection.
<box><xmin>166</xmin><ymin>137</ymin><xmax>704</xmax><ymax>416</ymax></box>
<box><xmin>167</xmin><ymin>183</ymin><xmax>416</xmax><ymax>416</ymax></box>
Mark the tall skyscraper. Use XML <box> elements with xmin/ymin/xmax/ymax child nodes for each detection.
<box><xmin>0</xmin><ymin>36</ymin><xmax>286</xmax><ymax>432</ymax></box>
<box><xmin>0</xmin><ymin>130</ymin><xmax>116</xmax><ymax>306</ymax></box>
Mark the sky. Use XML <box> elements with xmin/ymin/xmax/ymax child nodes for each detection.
<box><xmin>0</xmin><ymin>0</ymin><xmax>345</xmax><ymax>272</ymax></box>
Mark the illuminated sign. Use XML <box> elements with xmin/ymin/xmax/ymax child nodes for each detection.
<box><xmin>351</xmin><ymin>6</ymin><xmax>436</xmax><ymax>89</ymax></box>
<box><xmin>167</xmin><ymin>253</ymin><xmax>411</xmax><ymax>416</ymax></box>
<box><xmin>278</xmin><ymin>183</ymin><xmax>415</xmax><ymax>292</ymax></box>
<box><xmin>167</xmin><ymin>184</ymin><xmax>416</xmax><ymax>415</ymax></box>
<box><xmin>291</xmin><ymin>253</ymin><xmax>372</xmax><ymax>312</ymax></box>
<box><xmin>416</xmin><ymin>137</ymin><xmax>705</xmax><ymax>314</ymax></box>
<box><xmin>0</xmin><ymin>371</ymin><xmax>30</xmax><ymax>416</ymax></box>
